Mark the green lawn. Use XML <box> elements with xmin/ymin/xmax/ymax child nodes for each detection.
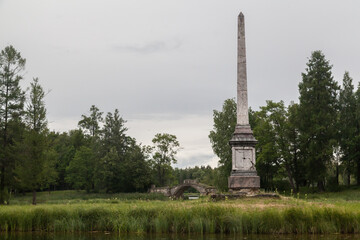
<box><xmin>10</xmin><ymin>186</ymin><xmax>360</xmax><ymax>205</ymax></box>
<box><xmin>9</xmin><ymin>191</ymin><xmax>168</xmax><ymax>205</ymax></box>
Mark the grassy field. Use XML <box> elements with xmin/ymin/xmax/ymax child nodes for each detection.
<box><xmin>1</xmin><ymin>189</ymin><xmax>360</xmax><ymax>234</ymax></box>
<box><xmin>9</xmin><ymin>191</ymin><xmax>168</xmax><ymax>205</ymax></box>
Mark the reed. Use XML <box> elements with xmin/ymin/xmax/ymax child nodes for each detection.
<box><xmin>1</xmin><ymin>199</ymin><xmax>360</xmax><ymax>234</ymax></box>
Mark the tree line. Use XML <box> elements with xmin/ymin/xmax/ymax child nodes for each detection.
<box><xmin>0</xmin><ymin>45</ymin><xmax>187</xmax><ymax>205</ymax></box>
<box><xmin>210</xmin><ymin>50</ymin><xmax>360</xmax><ymax>192</ymax></box>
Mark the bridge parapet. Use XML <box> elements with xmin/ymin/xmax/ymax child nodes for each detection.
<box><xmin>149</xmin><ymin>180</ymin><xmax>217</xmax><ymax>198</ymax></box>
<box><xmin>149</xmin><ymin>186</ymin><xmax>171</xmax><ymax>196</ymax></box>
<box><xmin>183</xmin><ymin>179</ymin><xmax>198</xmax><ymax>184</ymax></box>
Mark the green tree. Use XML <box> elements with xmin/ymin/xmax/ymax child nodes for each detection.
<box><xmin>41</xmin><ymin>148</ymin><xmax>58</xmax><ymax>192</ymax></box>
<box><xmin>95</xmin><ymin>147</ymin><xmax>121</xmax><ymax>192</ymax></box>
<box><xmin>72</xmin><ymin>105</ymin><xmax>103</xmax><ymax>192</ymax></box>
<box><xmin>78</xmin><ymin>105</ymin><xmax>103</xmax><ymax>137</ymax></box>
<box><xmin>102</xmin><ymin>109</ymin><xmax>128</xmax><ymax>154</ymax></box>
<box><xmin>25</xmin><ymin>78</ymin><xmax>47</xmax><ymax>132</ymax></box>
<box><xmin>298</xmin><ymin>50</ymin><xmax>339</xmax><ymax>191</ymax></box>
<box><xmin>338</xmin><ymin>72</ymin><xmax>356</xmax><ymax>185</ymax></box>
<box><xmin>208</xmin><ymin>98</ymin><xmax>236</xmax><ymax>190</ymax></box>
<box><xmin>0</xmin><ymin>45</ymin><xmax>26</xmax><ymax>204</ymax></box>
<box><xmin>48</xmin><ymin>129</ymin><xmax>87</xmax><ymax>190</ymax></box>
<box><xmin>253</xmin><ymin>101</ymin><xmax>284</xmax><ymax>190</ymax></box>
<box><xmin>95</xmin><ymin>109</ymin><xmax>130</xmax><ymax>192</ymax></box>
<box><xmin>286</xmin><ymin>103</ymin><xmax>305</xmax><ymax>191</ymax></box>
<box><xmin>253</xmin><ymin>101</ymin><xmax>304</xmax><ymax>191</ymax></box>
<box><xmin>151</xmin><ymin>133</ymin><xmax>180</xmax><ymax>186</ymax></box>
<box><xmin>66</xmin><ymin>146</ymin><xmax>95</xmax><ymax>192</ymax></box>
<box><xmin>354</xmin><ymin>84</ymin><xmax>360</xmax><ymax>185</ymax></box>
<box><xmin>15</xmin><ymin>78</ymin><xmax>53</xmax><ymax>204</ymax></box>
<box><xmin>122</xmin><ymin>143</ymin><xmax>152</xmax><ymax>192</ymax></box>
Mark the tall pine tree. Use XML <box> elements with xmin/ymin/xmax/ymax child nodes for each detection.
<box><xmin>298</xmin><ymin>51</ymin><xmax>339</xmax><ymax>191</ymax></box>
<box><xmin>354</xmin><ymin>84</ymin><xmax>360</xmax><ymax>185</ymax></box>
<box><xmin>15</xmin><ymin>78</ymin><xmax>52</xmax><ymax>205</ymax></box>
<box><xmin>338</xmin><ymin>72</ymin><xmax>356</xmax><ymax>185</ymax></box>
<box><xmin>0</xmin><ymin>46</ymin><xmax>26</xmax><ymax>204</ymax></box>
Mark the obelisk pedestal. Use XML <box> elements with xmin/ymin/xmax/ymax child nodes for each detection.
<box><xmin>228</xmin><ymin>12</ymin><xmax>260</xmax><ymax>192</ymax></box>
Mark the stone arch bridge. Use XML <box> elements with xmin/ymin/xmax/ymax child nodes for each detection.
<box><xmin>149</xmin><ymin>179</ymin><xmax>217</xmax><ymax>198</ymax></box>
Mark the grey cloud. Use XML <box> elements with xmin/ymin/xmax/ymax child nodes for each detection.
<box><xmin>2</xmin><ymin>0</ymin><xmax>360</xmax><ymax>169</ymax></box>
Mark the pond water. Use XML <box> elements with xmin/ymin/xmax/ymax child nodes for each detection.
<box><xmin>1</xmin><ymin>233</ymin><xmax>360</xmax><ymax>240</ymax></box>
<box><xmin>188</xmin><ymin>196</ymin><xmax>200</xmax><ymax>200</ymax></box>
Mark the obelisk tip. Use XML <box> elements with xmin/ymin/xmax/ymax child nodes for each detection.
<box><xmin>238</xmin><ymin>12</ymin><xmax>244</xmax><ymax>18</ymax></box>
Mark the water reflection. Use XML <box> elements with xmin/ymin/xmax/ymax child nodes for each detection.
<box><xmin>1</xmin><ymin>233</ymin><xmax>360</xmax><ymax>240</ymax></box>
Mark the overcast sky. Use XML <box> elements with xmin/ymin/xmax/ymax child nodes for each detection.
<box><xmin>1</xmin><ymin>0</ymin><xmax>360</xmax><ymax>168</ymax></box>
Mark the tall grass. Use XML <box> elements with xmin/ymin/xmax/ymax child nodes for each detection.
<box><xmin>1</xmin><ymin>200</ymin><xmax>360</xmax><ymax>234</ymax></box>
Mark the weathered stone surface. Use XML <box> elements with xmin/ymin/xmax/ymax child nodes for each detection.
<box><xmin>210</xmin><ymin>192</ymin><xmax>280</xmax><ymax>201</ymax></box>
<box><xmin>148</xmin><ymin>186</ymin><xmax>171</xmax><ymax>196</ymax></box>
<box><xmin>237</xmin><ymin>12</ymin><xmax>249</xmax><ymax>126</ymax></box>
<box><xmin>232</xmin><ymin>146</ymin><xmax>256</xmax><ymax>172</ymax></box>
<box><xmin>228</xmin><ymin>175</ymin><xmax>260</xmax><ymax>189</ymax></box>
<box><xmin>149</xmin><ymin>179</ymin><xmax>217</xmax><ymax>198</ymax></box>
<box><xmin>228</xmin><ymin>12</ymin><xmax>260</xmax><ymax>191</ymax></box>
<box><xmin>230</xmin><ymin>125</ymin><xmax>257</xmax><ymax>146</ymax></box>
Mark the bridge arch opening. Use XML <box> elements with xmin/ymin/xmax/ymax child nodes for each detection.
<box><xmin>174</xmin><ymin>185</ymin><xmax>201</xmax><ymax>198</ymax></box>
<box><xmin>172</xmin><ymin>183</ymin><xmax>206</xmax><ymax>198</ymax></box>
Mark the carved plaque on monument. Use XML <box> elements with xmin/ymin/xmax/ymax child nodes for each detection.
<box><xmin>233</xmin><ymin>148</ymin><xmax>255</xmax><ymax>171</ymax></box>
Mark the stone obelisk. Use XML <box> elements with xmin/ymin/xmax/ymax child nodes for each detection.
<box><xmin>228</xmin><ymin>12</ymin><xmax>260</xmax><ymax>192</ymax></box>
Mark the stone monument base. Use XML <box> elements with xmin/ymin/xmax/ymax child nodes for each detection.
<box><xmin>228</xmin><ymin>175</ymin><xmax>260</xmax><ymax>190</ymax></box>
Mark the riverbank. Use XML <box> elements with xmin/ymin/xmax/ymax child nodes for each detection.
<box><xmin>1</xmin><ymin>193</ymin><xmax>360</xmax><ymax>234</ymax></box>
